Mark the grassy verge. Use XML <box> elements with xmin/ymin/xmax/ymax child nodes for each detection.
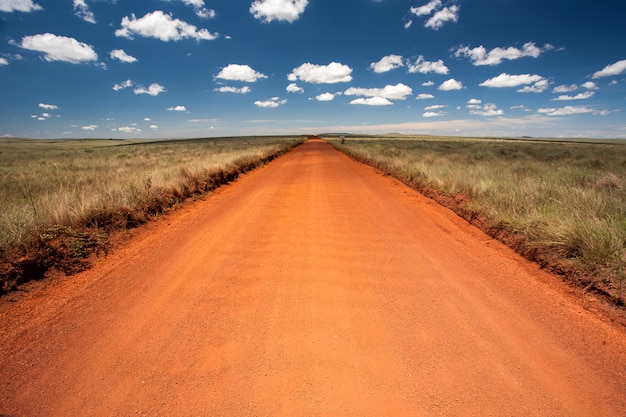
<box><xmin>0</xmin><ymin>136</ymin><xmax>305</xmax><ymax>292</ymax></box>
<box><xmin>331</xmin><ymin>135</ymin><xmax>626</xmax><ymax>305</ymax></box>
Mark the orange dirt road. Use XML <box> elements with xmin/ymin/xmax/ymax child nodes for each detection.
<box><xmin>1</xmin><ymin>139</ymin><xmax>626</xmax><ymax>416</ymax></box>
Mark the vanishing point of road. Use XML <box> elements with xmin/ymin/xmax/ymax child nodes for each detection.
<box><xmin>1</xmin><ymin>139</ymin><xmax>625</xmax><ymax>416</ymax></box>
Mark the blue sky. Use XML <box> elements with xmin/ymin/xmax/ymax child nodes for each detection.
<box><xmin>1</xmin><ymin>0</ymin><xmax>625</xmax><ymax>139</ymax></box>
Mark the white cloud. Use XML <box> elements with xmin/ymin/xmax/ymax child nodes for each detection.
<box><xmin>423</xmin><ymin>111</ymin><xmax>444</xmax><ymax>117</ymax></box>
<box><xmin>113</xmin><ymin>79</ymin><xmax>133</xmax><ymax>91</ymax></box>
<box><xmin>288</xmin><ymin>62</ymin><xmax>353</xmax><ymax>84</ymax></box>
<box><xmin>537</xmin><ymin>106</ymin><xmax>609</xmax><ymax>116</ymax></box>
<box><xmin>315</xmin><ymin>92</ymin><xmax>338</xmax><ymax>101</ymax></box>
<box><xmin>480</xmin><ymin>73</ymin><xmax>548</xmax><ymax>92</ymax></box>
<box><xmin>110</xmin><ymin>49</ymin><xmax>137</xmax><ymax>63</ymax></box>
<box><xmin>0</xmin><ymin>57</ymin><xmax>7</xmax><ymax>65</ymax></box>
<box><xmin>518</xmin><ymin>79</ymin><xmax>549</xmax><ymax>93</ymax></box>
<box><xmin>581</xmin><ymin>81</ymin><xmax>599</xmax><ymax>90</ymax></box>
<box><xmin>410</xmin><ymin>0</ymin><xmax>441</xmax><ymax>16</ymax></box>
<box><xmin>115</xmin><ymin>11</ymin><xmax>218</xmax><ymax>42</ymax></box>
<box><xmin>286</xmin><ymin>83</ymin><xmax>304</xmax><ymax>93</ymax></box>
<box><xmin>0</xmin><ymin>0</ymin><xmax>42</xmax><ymax>12</ymax></box>
<box><xmin>18</xmin><ymin>33</ymin><xmax>98</xmax><ymax>64</ymax></box>
<box><xmin>117</xmin><ymin>126</ymin><xmax>141</xmax><ymax>134</ymax></box>
<box><xmin>167</xmin><ymin>105</ymin><xmax>187</xmax><ymax>111</ymax></box>
<box><xmin>592</xmin><ymin>59</ymin><xmax>626</xmax><ymax>79</ymax></box>
<box><xmin>425</xmin><ymin>104</ymin><xmax>446</xmax><ymax>110</ymax></box>
<box><xmin>254</xmin><ymin>97</ymin><xmax>287</xmax><ymax>108</ymax></box>
<box><xmin>81</xmin><ymin>124</ymin><xmax>98</xmax><ymax>131</ymax></box>
<box><xmin>150</xmin><ymin>125</ymin><xmax>159</xmax><ymax>130</ymax></box>
<box><xmin>466</xmin><ymin>98</ymin><xmax>481</xmax><ymax>106</ymax></box>
<box><xmin>426</xmin><ymin>5</ymin><xmax>459</xmax><ymax>30</ymax></box>
<box><xmin>469</xmin><ymin>103</ymin><xmax>503</xmax><ymax>116</ymax></box>
<box><xmin>38</xmin><ymin>103</ymin><xmax>58</xmax><ymax>110</ymax></box>
<box><xmin>215</xmin><ymin>64</ymin><xmax>267</xmax><ymax>82</ymax></box>
<box><xmin>134</xmin><ymin>83</ymin><xmax>166</xmax><ymax>96</ymax></box>
<box><xmin>553</xmin><ymin>84</ymin><xmax>578</xmax><ymax>93</ymax></box>
<box><xmin>350</xmin><ymin>97</ymin><xmax>393</xmax><ymax>106</ymax></box>
<box><xmin>370</xmin><ymin>54</ymin><xmax>404</xmax><ymax>73</ymax></box>
<box><xmin>344</xmin><ymin>83</ymin><xmax>412</xmax><ymax>100</ymax></box>
<box><xmin>438</xmin><ymin>78</ymin><xmax>463</xmax><ymax>91</ymax></box>
<box><xmin>454</xmin><ymin>42</ymin><xmax>554</xmax><ymax>66</ymax></box>
<box><xmin>175</xmin><ymin>0</ymin><xmax>216</xmax><ymax>19</ymax></box>
<box><xmin>552</xmin><ymin>91</ymin><xmax>595</xmax><ymax>101</ymax></box>
<box><xmin>416</xmin><ymin>93</ymin><xmax>434</xmax><ymax>99</ymax></box>
<box><xmin>214</xmin><ymin>86</ymin><xmax>251</xmax><ymax>94</ymax></box>
<box><xmin>407</xmin><ymin>56</ymin><xmax>448</xmax><ymax>74</ymax></box>
<box><xmin>250</xmin><ymin>0</ymin><xmax>308</xmax><ymax>23</ymax></box>
<box><xmin>422</xmin><ymin>81</ymin><xmax>435</xmax><ymax>87</ymax></box>
<box><xmin>73</xmin><ymin>0</ymin><xmax>95</xmax><ymax>23</ymax></box>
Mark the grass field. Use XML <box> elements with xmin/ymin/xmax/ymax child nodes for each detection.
<box><xmin>0</xmin><ymin>136</ymin><xmax>305</xmax><ymax>291</ymax></box>
<box><xmin>331</xmin><ymin>135</ymin><xmax>626</xmax><ymax>304</ymax></box>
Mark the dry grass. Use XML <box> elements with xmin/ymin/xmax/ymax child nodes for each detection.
<box><xmin>332</xmin><ymin>135</ymin><xmax>626</xmax><ymax>304</ymax></box>
<box><xmin>0</xmin><ymin>136</ymin><xmax>305</xmax><ymax>291</ymax></box>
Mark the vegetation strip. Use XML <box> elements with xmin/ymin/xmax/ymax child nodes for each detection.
<box><xmin>0</xmin><ymin>136</ymin><xmax>305</xmax><ymax>293</ymax></box>
<box><xmin>331</xmin><ymin>136</ymin><xmax>626</xmax><ymax>305</ymax></box>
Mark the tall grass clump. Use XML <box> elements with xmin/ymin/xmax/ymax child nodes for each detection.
<box><xmin>0</xmin><ymin>136</ymin><xmax>305</xmax><ymax>291</ymax></box>
<box><xmin>334</xmin><ymin>136</ymin><xmax>626</xmax><ymax>304</ymax></box>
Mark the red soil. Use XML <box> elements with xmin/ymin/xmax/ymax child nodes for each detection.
<box><xmin>1</xmin><ymin>139</ymin><xmax>625</xmax><ymax>416</ymax></box>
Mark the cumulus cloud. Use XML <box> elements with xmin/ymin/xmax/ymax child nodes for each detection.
<box><xmin>350</xmin><ymin>97</ymin><xmax>393</xmax><ymax>106</ymax></box>
<box><xmin>0</xmin><ymin>57</ymin><xmax>7</xmax><ymax>66</ymax></box>
<box><xmin>175</xmin><ymin>0</ymin><xmax>216</xmax><ymax>19</ymax></box>
<box><xmin>581</xmin><ymin>81</ymin><xmax>599</xmax><ymax>90</ymax></box>
<box><xmin>117</xmin><ymin>126</ymin><xmax>141</xmax><ymax>134</ymax></box>
<box><xmin>552</xmin><ymin>91</ymin><xmax>595</xmax><ymax>101</ymax></box>
<box><xmin>425</xmin><ymin>104</ymin><xmax>446</xmax><ymax>110</ymax></box>
<box><xmin>410</xmin><ymin>0</ymin><xmax>441</xmax><ymax>16</ymax></box>
<box><xmin>553</xmin><ymin>84</ymin><xmax>578</xmax><ymax>93</ymax></box>
<box><xmin>592</xmin><ymin>59</ymin><xmax>626</xmax><ymax>79</ymax></box>
<box><xmin>315</xmin><ymin>92</ymin><xmax>339</xmax><ymax>101</ymax></box>
<box><xmin>408</xmin><ymin>0</ymin><xmax>459</xmax><ymax>30</ymax></box>
<box><xmin>214</xmin><ymin>86</ymin><xmax>251</xmax><ymax>94</ymax></box>
<box><xmin>286</xmin><ymin>83</ymin><xmax>304</xmax><ymax>93</ymax></box>
<box><xmin>422</xmin><ymin>81</ymin><xmax>435</xmax><ymax>87</ymax></box>
<box><xmin>407</xmin><ymin>56</ymin><xmax>449</xmax><ymax>74</ymax></box>
<box><xmin>0</xmin><ymin>0</ymin><xmax>42</xmax><ymax>12</ymax></box>
<box><xmin>454</xmin><ymin>42</ymin><xmax>554</xmax><ymax>66</ymax></box>
<box><xmin>288</xmin><ymin>62</ymin><xmax>353</xmax><ymax>84</ymax></box>
<box><xmin>18</xmin><ymin>33</ymin><xmax>98</xmax><ymax>63</ymax></box>
<box><xmin>113</xmin><ymin>79</ymin><xmax>133</xmax><ymax>91</ymax></box>
<box><xmin>115</xmin><ymin>11</ymin><xmax>218</xmax><ymax>41</ymax></box>
<box><xmin>167</xmin><ymin>105</ymin><xmax>187</xmax><ymax>111</ymax></box>
<box><xmin>480</xmin><ymin>73</ymin><xmax>548</xmax><ymax>92</ymax></box>
<box><xmin>134</xmin><ymin>83</ymin><xmax>166</xmax><ymax>96</ymax></box>
<box><xmin>344</xmin><ymin>83</ymin><xmax>412</xmax><ymax>100</ymax></box>
<box><xmin>468</xmin><ymin>102</ymin><xmax>503</xmax><ymax>116</ymax></box>
<box><xmin>416</xmin><ymin>93</ymin><xmax>434</xmax><ymax>99</ymax></box>
<box><xmin>215</xmin><ymin>64</ymin><xmax>267</xmax><ymax>82</ymax></box>
<box><xmin>438</xmin><ymin>78</ymin><xmax>463</xmax><ymax>91</ymax></box>
<box><xmin>250</xmin><ymin>0</ymin><xmax>308</xmax><ymax>23</ymax></box>
<box><xmin>110</xmin><ymin>49</ymin><xmax>137</xmax><ymax>63</ymax></box>
<box><xmin>537</xmin><ymin>106</ymin><xmax>609</xmax><ymax>116</ymax></box>
<box><xmin>73</xmin><ymin>0</ymin><xmax>95</xmax><ymax>23</ymax></box>
<box><xmin>38</xmin><ymin>103</ymin><xmax>58</xmax><ymax>110</ymax></box>
<box><xmin>423</xmin><ymin>111</ymin><xmax>444</xmax><ymax>117</ymax></box>
<box><xmin>81</xmin><ymin>124</ymin><xmax>98</xmax><ymax>131</ymax></box>
<box><xmin>254</xmin><ymin>97</ymin><xmax>287</xmax><ymax>108</ymax></box>
<box><xmin>370</xmin><ymin>54</ymin><xmax>404</xmax><ymax>73</ymax></box>
<box><xmin>425</xmin><ymin>5</ymin><xmax>459</xmax><ymax>30</ymax></box>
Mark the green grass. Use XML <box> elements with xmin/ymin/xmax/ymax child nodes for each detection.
<box><xmin>332</xmin><ymin>135</ymin><xmax>626</xmax><ymax>304</ymax></box>
<box><xmin>0</xmin><ymin>136</ymin><xmax>305</xmax><ymax>291</ymax></box>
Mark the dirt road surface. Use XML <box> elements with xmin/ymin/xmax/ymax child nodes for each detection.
<box><xmin>1</xmin><ymin>139</ymin><xmax>626</xmax><ymax>416</ymax></box>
